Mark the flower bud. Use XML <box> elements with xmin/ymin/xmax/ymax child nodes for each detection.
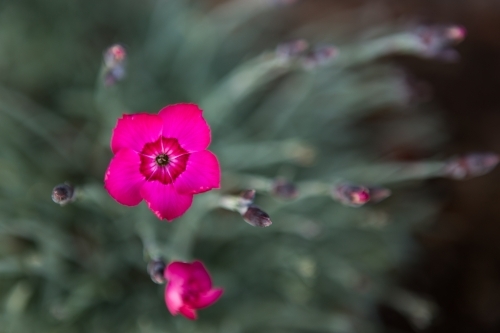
<box><xmin>332</xmin><ymin>183</ymin><xmax>391</xmax><ymax>207</ymax></box>
<box><xmin>445</xmin><ymin>25</ymin><xmax>467</xmax><ymax>43</ymax></box>
<box><xmin>240</xmin><ymin>189</ymin><xmax>256</xmax><ymax>203</ymax></box>
<box><xmin>443</xmin><ymin>153</ymin><xmax>500</xmax><ymax>180</ymax></box>
<box><xmin>242</xmin><ymin>205</ymin><xmax>272</xmax><ymax>227</ymax></box>
<box><xmin>415</xmin><ymin>24</ymin><xmax>466</xmax><ymax>60</ymax></box>
<box><xmin>271</xmin><ymin>178</ymin><xmax>298</xmax><ymax>200</ymax></box>
<box><xmin>333</xmin><ymin>184</ymin><xmax>370</xmax><ymax>207</ymax></box>
<box><xmin>147</xmin><ymin>259</ymin><xmax>167</xmax><ymax>284</ymax></box>
<box><xmin>104</xmin><ymin>44</ymin><xmax>126</xmax><ymax>69</ymax></box>
<box><xmin>51</xmin><ymin>183</ymin><xmax>75</xmax><ymax>206</ymax></box>
<box><xmin>103</xmin><ymin>44</ymin><xmax>127</xmax><ymax>86</ymax></box>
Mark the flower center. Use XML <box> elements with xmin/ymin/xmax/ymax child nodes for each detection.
<box><xmin>155</xmin><ymin>154</ymin><xmax>169</xmax><ymax>166</ymax></box>
<box><xmin>139</xmin><ymin>137</ymin><xmax>189</xmax><ymax>185</ymax></box>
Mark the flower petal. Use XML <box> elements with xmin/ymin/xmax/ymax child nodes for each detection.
<box><xmin>159</xmin><ymin>104</ymin><xmax>211</xmax><ymax>152</ymax></box>
<box><xmin>111</xmin><ymin>113</ymin><xmax>163</xmax><ymax>154</ymax></box>
<box><xmin>191</xmin><ymin>261</ymin><xmax>212</xmax><ymax>291</ymax></box>
<box><xmin>104</xmin><ymin>148</ymin><xmax>145</xmax><ymax>206</ymax></box>
<box><xmin>179</xmin><ymin>305</ymin><xmax>197</xmax><ymax>320</ymax></box>
<box><xmin>192</xmin><ymin>288</ymin><xmax>223</xmax><ymax>308</ymax></box>
<box><xmin>140</xmin><ymin>182</ymin><xmax>193</xmax><ymax>221</ymax></box>
<box><xmin>165</xmin><ymin>262</ymin><xmax>192</xmax><ymax>281</ymax></box>
<box><xmin>165</xmin><ymin>282</ymin><xmax>184</xmax><ymax>316</ymax></box>
<box><xmin>173</xmin><ymin>150</ymin><xmax>220</xmax><ymax>195</ymax></box>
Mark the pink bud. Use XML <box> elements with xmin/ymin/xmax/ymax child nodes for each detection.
<box><xmin>104</xmin><ymin>44</ymin><xmax>126</xmax><ymax>69</ymax></box>
<box><xmin>445</xmin><ymin>25</ymin><xmax>467</xmax><ymax>43</ymax></box>
<box><xmin>164</xmin><ymin>261</ymin><xmax>223</xmax><ymax>320</ymax></box>
<box><xmin>332</xmin><ymin>183</ymin><xmax>391</xmax><ymax>207</ymax></box>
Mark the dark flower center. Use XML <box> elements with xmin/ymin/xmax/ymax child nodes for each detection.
<box><xmin>139</xmin><ymin>137</ymin><xmax>189</xmax><ymax>185</ymax></box>
<box><xmin>155</xmin><ymin>154</ymin><xmax>169</xmax><ymax>166</ymax></box>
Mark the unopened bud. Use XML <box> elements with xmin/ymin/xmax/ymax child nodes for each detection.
<box><xmin>240</xmin><ymin>189</ymin><xmax>256</xmax><ymax>203</ymax></box>
<box><xmin>104</xmin><ymin>44</ymin><xmax>126</xmax><ymax>69</ymax></box>
<box><xmin>443</xmin><ymin>153</ymin><xmax>500</xmax><ymax>180</ymax></box>
<box><xmin>242</xmin><ymin>205</ymin><xmax>272</xmax><ymax>227</ymax></box>
<box><xmin>415</xmin><ymin>24</ymin><xmax>466</xmax><ymax>60</ymax></box>
<box><xmin>333</xmin><ymin>184</ymin><xmax>370</xmax><ymax>207</ymax></box>
<box><xmin>445</xmin><ymin>25</ymin><xmax>467</xmax><ymax>43</ymax></box>
<box><xmin>147</xmin><ymin>259</ymin><xmax>167</xmax><ymax>284</ymax></box>
<box><xmin>332</xmin><ymin>183</ymin><xmax>391</xmax><ymax>207</ymax></box>
<box><xmin>271</xmin><ymin>178</ymin><xmax>298</xmax><ymax>200</ymax></box>
<box><xmin>276</xmin><ymin>39</ymin><xmax>309</xmax><ymax>59</ymax></box>
<box><xmin>103</xmin><ymin>44</ymin><xmax>127</xmax><ymax>86</ymax></box>
<box><xmin>51</xmin><ymin>183</ymin><xmax>75</xmax><ymax>206</ymax></box>
<box><xmin>301</xmin><ymin>45</ymin><xmax>338</xmax><ymax>69</ymax></box>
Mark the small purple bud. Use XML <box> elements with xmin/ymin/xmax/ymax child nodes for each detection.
<box><xmin>443</xmin><ymin>153</ymin><xmax>500</xmax><ymax>180</ymax></box>
<box><xmin>271</xmin><ymin>178</ymin><xmax>298</xmax><ymax>200</ymax></box>
<box><xmin>103</xmin><ymin>44</ymin><xmax>127</xmax><ymax>86</ymax></box>
<box><xmin>243</xmin><ymin>205</ymin><xmax>272</xmax><ymax>227</ymax></box>
<box><xmin>240</xmin><ymin>189</ymin><xmax>256</xmax><ymax>202</ymax></box>
<box><xmin>51</xmin><ymin>183</ymin><xmax>75</xmax><ymax>206</ymax></box>
<box><xmin>147</xmin><ymin>259</ymin><xmax>167</xmax><ymax>284</ymax></box>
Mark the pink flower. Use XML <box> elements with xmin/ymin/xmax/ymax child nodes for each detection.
<box><xmin>164</xmin><ymin>261</ymin><xmax>223</xmax><ymax>320</ymax></box>
<box><xmin>104</xmin><ymin>103</ymin><xmax>221</xmax><ymax>221</ymax></box>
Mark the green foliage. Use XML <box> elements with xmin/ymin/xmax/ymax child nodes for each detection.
<box><xmin>0</xmin><ymin>0</ymin><xmax>447</xmax><ymax>332</ymax></box>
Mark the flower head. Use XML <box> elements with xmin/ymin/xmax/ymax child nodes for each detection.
<box><xmin>104</xmin><ymin>103</ymin><xmax>221</xmax><ymax>221</ymax></box>
<box><xmin>164</xmin><ymin>261</ymin><xmax>223</xmax><ymax>320</ymax></box>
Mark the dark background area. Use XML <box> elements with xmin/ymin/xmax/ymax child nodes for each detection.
<box><xmin>275</xmin><ymin>0</ymin><xmax>500</xmax><ymax>332</ymax></box>
<box><xmin>379</xmin><ymin>1</ymin><xmax>500</xmax><ymax>332</ymax></box>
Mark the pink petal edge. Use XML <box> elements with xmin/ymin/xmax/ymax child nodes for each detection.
<box><xmin>192</xmin><ymin>288</ymin><xmax>224</xmax><ymax>308</ymax></box>
<box><xmin>179</xmin><ymin>305</ymin><xmax>197</xmax><ymax>320</ymax></box>
<box><xmin>159</xmin><ymin>103</ymin><xmax>211</xmax><ymax>152</ymax></box>
<box><xmin>140</xmin><ymin>182</ymin><xmax>193</xmax><ymax>221</ymax></box>
<box><xmin>173</xmin><ymin>150</ymin><xmax>221</xmax><ymax>195</ymax></box>
<box><xmin>104</xmin><ymin>148</ymin><xmax>145</xmax><ymax>206</ymax></box>
<box><xmin>111</xmin><ymin>113</ymin><xmax>163</xmax><ymax>154</ymax></box>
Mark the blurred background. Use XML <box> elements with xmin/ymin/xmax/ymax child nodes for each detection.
<box><xmin>1</xmin><ymin>0</ymin><xmax>500</xmax><ymax>332</ymax></box>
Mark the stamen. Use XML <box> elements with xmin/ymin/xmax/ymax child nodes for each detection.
<box><xmin>155</xmin><ymin>154</ymin><xmax>169</xmax><ymax>166</ymax></box>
